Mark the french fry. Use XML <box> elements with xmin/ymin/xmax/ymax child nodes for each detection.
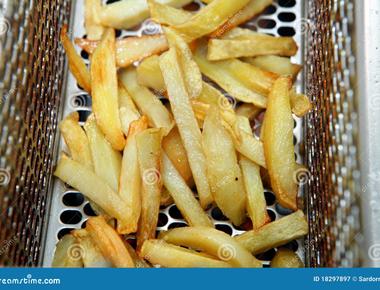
<box><xmin>164</xmin><ymin>27</ymin><xmax>203</xmax><ymax>99</ymax></box>
<box><xmin>84</xmin><ymin>114</ymin><xmax>122</xmax><ymax>192</ymax></box>
<box><xmin>136</xmin><ymin>55</ymin><xmax>166</xmax><ymax>92</ymax></box>
<box><xmin>210</xmin><ymin>0</ymin><xmax>274</xmax><ymax>37</ymax></box>
<box><xmin>270</xmin><ymin>248</ymin><xmax>304</xmax><ymax>268</ymax></box>
<box><xmin>161</xmin><ymin>227</ymin><xmax>262</xmax><ymax>267</ymax></box>
<box><xmin>263</xmin><ymin>77</ymin><xmax>298</xmax><ymax>210</ymax></box>
<box><xmin>173</xmin><ymin>0</ymin><xmax>251</xmax><ymax>42</ymax></box>
<box><xmin>52</xmin><ymin>234</ymin><xmax>83</xmax><ymax>267</ymax></box>
<box><xmin>235</xmin><ymin>210</ymin><xmax>308</xmax><ymax>254</ymax></box>
<box><xmin>99</xmin><ymin>0</ymin><xmax>193</xmax><ymax>30</ymax></box>
<box><xmin>217</xmin><ymin>58</ymin><xmax>279</xmax><ymax>96</ymax></box>
<box><xmin>119</xmin><ymin>68</ymin><xmax>174</xmax><ymax>135</ymax></box>
<box><xmin>194</xmin><ymin>45</ymin><xmax>267</xmax><ymax>108</ymax></box>
<box><xmin>162</xmin><ymin>153</ymin><xmax>213</xmax><ymax>227</ymax></box>
<box><xmin>160</xmin><ymin>187</ymin><xmax>174</xmax><ymax>206</ymax></box>
<box><xmin>76</xmin><ymin>35</ymin><xmax>168</xmax><ymax>68</ymax></box>
<box><xmin>202</xmin><ymin>106</ymin><xmax>246</xmax><ymax>225</ymax></box>
<box><xmin>222</xmin><ymin>114</ymin><xmax>266</xmax><ymax>168</ymax></box>
<box><xmin>124</xmin><ymin>241</ymin><xmax>151</xmax><ymax>268</ymax></box>
<box><xmin>290</xmin><ymin>92</ymin><xmax>312</xmax><ymax>117</ymax></box>
<box><xmin>208</xmin><ymin>32</ymin><xmax>298</xmax><ymax>61</ymax></box>
<box><xmin>118</xmin><ymin>117</ymin><xmax>149</xmax><ymax>234</ymax></box>
<box><xmin>85</xmin><ymin>0</ymin><xmax>104</xmax><ymax>40</ymax></box>
<box><xmin>148</xmin><ymin>0</ymin><xmax>193</xmax><ymax>26</ymax></box>
<box><xmin>244</xmin><ymin>55</ymin><xmax>302</xmax><ymax>80</ymax></box>
<box><xmin>236</xmin><ymin>103</ymin><xmax>263</xmax><ymax>120</ymax></box>
<box><xmin>72</xmin><ymin>229</ymin><xmax>112</xmax><ymax>268</ymax></box>
<box><xmin>136</xmin><ymin>128</ymin><xmax>163</xmax><ymax>251</ymax></box>
<box><xmin>91</xmin><ymin>28</ymin><xmax>125</xmax><ymax>151</ymax></box>
<box><xmin>118</xmin><ymin>83</ymin><xmax>141</xmax><ymax>136</ymax></box>
<box><xmin>54</xmin><ymin>155</ymin><xmax>130</xmax><ymax>229</ymax></box>
<box><xmin>160</xmin><ymin>49</ymin><xmax>213</xmax><ymax>208</ymax></box>
<box><xmin>237</xmin><ymin>115</ymin><xmax>269</xmax><ymax>229</ymax></box>
<box><xmin>162</xmin><ymin>127</ymin><xmax>193</xmax><ymax>185</ymax></box>
<box><xmin>59</xmin><ymin>112</ymin><xmax>93</xmax><ymax>170</ymax></box>
<box><xmin>141</xmin><ymin>240</ymin><xmax>231</xmax><ymax>268</ymax></box>
<box><xmin>61</xmin><ymin>25</ymin><xmax>91</xmax><ymax>93</ymax></box>
<box><xmin>86</xmin><ymin>216</ymin><xmax>135</xmax><ymax>268</ymax></box>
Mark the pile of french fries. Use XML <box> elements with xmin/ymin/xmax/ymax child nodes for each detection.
<box><xmin>52</xmin><ymin>0</ymin><xmax>311</xmax><ymax>268</ymax></box>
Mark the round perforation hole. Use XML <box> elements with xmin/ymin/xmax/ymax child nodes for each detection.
<box><xmin>62</xmin><ymin>191</ymin><xmax>84</xmax><ymax>207</ymax></box>
<box><xmin>60</xmin><ymin>210</ymin><xmax>82</xmax><ymax>224</ymax></box>
<box><xmin>278</xmin><ymin>12</ymin><xmax>296</xmax><ymax>22</ymax></box>
<box><xmin>275</xmin><ymin>203</ymin><xmax>294</xmax><ymax>216</ymax></box>
<box><xmin>211</xmin><ymin>207</ymin><xmax>229</xmax><ymax>221</ymax></box>
<box><xmin>168</xmin><ymin>222</ymin><xmax>187</xmax><ymax>229</ymax></box>
<box><xmin>264</xmin><ymin>191</ymin><xmax>276</xmax><ymax>206</ymax></box>
<box><xmin>83</xmin><ymin>203</ymin><xmax>97</xmax><ymax>217</ymax></box>
<box><xmin>278</xmin><ymin>26</ymin><xmax>296</xmax><ymax>37</ymax></box>
<box><xmin>157</xmin><ymin>213</ymin><xmax>169</xmax><ymax>227</ymax></box>
<box><xmin>255</xmin><ymin>248</ymin><xmax>277</xmax><ymax>261</ymax></box>
<box><xmin>267</xmin><ymin>209</ymin><xmax>276</xmax><ymax>222</ymax></box>
<box><xmin>76</xmin><ymin>110</ymin><xmax>91</xmax><ymax>122</ymax></box>
<box><xmin>258</xmin><ymin>19</ymin><xmax>276</xmax><ymax>29</ymax></box>
<box><xmin>215</xmin><ymin>224</ymin><xmax>233</xmax><ymax>236</ymax></box>
<box><xmin>278</xmin><ymin>0</ymin><xmax>296</xmax><ymax>7</ymax></box>
<box><xmin>169</xmin><ymin>205</ymin><xmax>184</xmax><ymax>220</ymax></box>
<box><xmin>262</xmin><ymin>5</ymin><xmax>277</xmax><ymax>15</ymax></box>
<box><xmin>57</xmin><ymin>228</ymin><xmax>75</xmax><ymax>240</ymax></box>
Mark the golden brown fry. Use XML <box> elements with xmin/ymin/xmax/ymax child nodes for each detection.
<box><xmin>118</xmin><ymin>117</ymin><xmax>149</xmax><ymax>234</ymax></box>
<box><xmin>244</xmin><ymin>55</ymin><xmax>302</xmax><ymax>80</ymax></box>
<box><xmin>218</xmin><ymin>59</ymin><xmax>279</xmax><ymax>96</ymax></box>
<box><xmin>86</xmin><ymin>216</ymin><xmax>135</xmax><ymax>268</ymax></box>
<box><xmin>59</xmin><ymin>112</ymin><xmax>93</xmax><ymax>170</ymax></box>
<box><xmin>124</xmin><ymin>241</ymin><xmax>151</xmax><ymax>268</ymax></box>
<box><xmin>84</xmin><ymin>114</ymin><xmax>122</xmax><ymax>192</ymax></box>
<box><xmin>270</xmin><ymin>248</ymin><xmax>304</xmax><ymax>268</ymax></box>
<box><xmin>119</xmin><ymin>68</ymin><xmax>174</xmax><ymax>135</ymax></box>
<box><xmin>91</xmin><ymin>28</ymin><xmax>125</xmax><ymax>151</ymax></box>
<box><xmin>203</xmin><ymin>107</ymin><xmax>246</xmax><ymax>225</ymax></box>
<box><xmin>136</xmin><ymin>128</ymin><xmax>163</xmax><ymax>251</ymax></box>
<box><xmin>76</xmin><ymin>35</ymin><xmax>168</xmax><ymax>68</ymax></box>
<box><xmin>160</xmin><ymin>187</ymin><xmax>174</xmax><ymax>206</ymax></box>
<box><xmin>237</xmin><ymin>116</ymin><xmax>269</xmax><ymax>229</ymax></box>
<box><xmin>160</xmin><ymin>49</ymin><xmax>213</xmax><ymax>208</ymax></box>
<box><xmin>85</xmin><ymin>0</ymin><xmax>104</xmax><ymax>40</ymax></box>
<box><xmin>72</xmin><ymin>229</ymin><xmax>112</xmax><ymax>267</ymax></box>
<box><xmin>54</xmin><ymin>155</ymin><xmax>130</xmax><ymax>229</ymax></box>
<box><xmin>99</xmin><ymin>0</ymin><xmax>193</xmax><ymax>30</ymax></box>
<box><xmin>162</xmin><ymin>127</ymin><xmax>193</xmax><ymax>185</ymax></box>
<box><xmin>173</xmin><ymin>0</ymin><xmax>251</xmax><ymax>42</ymax></box>
<box><xmin>210</xmin><ymin>0</ymin><xmax>274</xmax><ymax>37</ymax></box>
<box><xmin>141</xmin><ymin>240</ymin><xmax>231</xmax><ymax>268</ymax></box>
<box><xmin>236</xmin><ymin>103</ymin><xmax>263</xmax><ymax>120</ymax></box>
<box><xmin>52</xmin><ymin>234</ymin><xmax>83</xmax><ymax>268</ymax></box>
<box><xmin>164</xmin><ymin>27</ymin><xmax>203</xmax><ymax>99</ymax></box>
<box><xmin>61</xmin><ymin>25</ymin><xmax>91</xmax><ymax>93</ymax></box>
<box><xmin>208</xmin><ymin>33</ymin><xmax>298</xmax><ymax>61</ymax></box>
<box><xmin>235</xmin><ymin>210</ymin><xmax>308</xmax><ymax>254</ymax></box>
<box><xmin>162</xmin><ymin>153</ymin><xmax>213</xmax><ymax>227</ymax></box>
<box><xmin>161</xmin><ymin>227</ymin><xmax>262</xmax><ymax>267</ymax></box>
<box><xmin>290</xmin><ymin>91</ymin><xmax>312</xmax><ymax>117</ymax></box>
<box><xmin>263</xmin><ymin>77</ymin><xmax>298</xmax><ymax>210</ymax></box>
<box><xmin>148</xmin><ymin>0</ymin><xmax>193</xmax><ymax>26</ymax></box>
<box><xmin>118</xmin><ymin>83</ymin><xmax>141</xmax><ymax>136</ymax></box>
<box><xmin>194</xmin><ymin>45</ymin><xmax>267</xmax><ymax>108</ymax></box>
<box><xmin>136</xmin><ymin>55</ymin><xmax>166</xmax><ymax>92</ymax></box>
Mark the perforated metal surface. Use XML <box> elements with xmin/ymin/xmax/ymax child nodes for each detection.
<box><xmin>0</xmin><ymin>0</ymin><xmax>71</xmax><ymax>266</ymax></box>
<box><xmin>43</xmin><ymin>0</ymin><xmax>306</xmax><ymax>267</ymax></box>
<box><xmin>304</xmin><ymin>0</ymin><xmax>361</xmax><ymax>267</ymax></box>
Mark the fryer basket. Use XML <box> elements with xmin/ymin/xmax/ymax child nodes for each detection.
<box><xmin>0</xmin><ymin>0</ymin><xmax>373</xmax><ymax>267</ymax></box>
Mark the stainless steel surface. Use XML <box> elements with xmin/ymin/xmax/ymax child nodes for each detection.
<box><xmin>356</xmin><ymin>0</ymin><xmax>380</xmax><ymax>267</ymax></box>
<box><xmin>0</xmin><ymin>0</ymin><xmax>71</xmax><ymax>266</ymax></box>
<box><xmin>43</xmin><ymin>0</ymin><xmax>306</xmax><ymax>267</ymax></box>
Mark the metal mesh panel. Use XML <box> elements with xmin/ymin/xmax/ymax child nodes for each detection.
<box><xmin>304</xmin><ymin>0</ymin><xmax>361</xmax><ymax>267</ymax></box>
<box><xmin>0</xmin><ymin>0</ymin><xmax>71</xmax><ymax>266</ymax></box>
